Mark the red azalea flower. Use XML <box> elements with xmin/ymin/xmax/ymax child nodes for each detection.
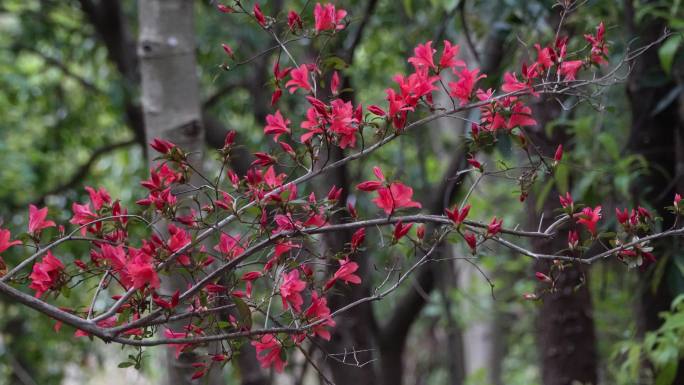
<box><xmin>439</xmin><ymin>40</ymin><xmax>465</xmax><ymax>69</ymax></box>
<box><xmin>70</xmin><ymin>202</ymin><xmax>97</xmax><ymax>233</ymax></box>
<box><xmin>559</xmin><ymin>60</ymin><xmax>583</xmax><ymax>81</ymax></box>
<box><xmin>449</xmin><ymin>67</ymin><xmax>486</xmax><ymax>105</ymax></box>
<box><xmin>264</xmin><ymin>110</ymin><xmax>291</xmax><ymax>142</ymax></box>
<box><xmin>28</xmin><ymin>204</ymin><xmax>56</xmax><ymax>235</ymax></box>
<box><xmin>329</xmin><ymin>99</ymin><xmax>358</xmax><ymax>149</ymax></box>
<box><xmin>408</xmin><ymin>41</ymin><xmax>437</xmax><ymax>70</ymax></box>
<box><xmin>164</xmin><ymin>329</ymin><xmax>191</xmax><ymax>359</ymax></box>
<box><xmin>126</xmin><ymin>250</ymin><xmax>159</xmax><ymax>290</ymax></box>
<box><xmin>313</xmin><ymin>2</ymin><xmax>347</xmax><ymax>32</ymax></box>
<box><xmin>85</xmin><ymin>186</ymin><xmax>111</xmax><ymax>210</ymax></box>
<box><xmin>285</xmin><ymin>64</ymin><xmax>312</xmax><ymax>93</ymax></box>
<box><xmin>584</xmin><ymin>22</ymin><xmax>608</xmax><ymax>65</ymax></box>
<box><xmin>501</xmin><ymin>72</ymin><xmax>529</xmax><ymax>93</ymax></box>
<box><xmin>576</xmin><ymin>206</ymin><xmax>602</xmax><ymax>236</ymax></box>
<box><xmin>507</xmin><ymin>101</ymin><xmax>537</xmax><ymax>129</ymax></box>
<box><xmin>325</xmin><ymin>258</ymin><xmax>361</xmax><ymax>289</ymax></box>
<box><xmin>534</xmin><ymin>44</ymin><xmax>554</xmax><ymax>70</ymax></box>
<box><xmin>372</xmin><ymin>182</ymin><xmax>422</xmax><ymax>215</ymax></box>
<box><xmin>0</xmin><ymin>228</ymin><xmax>22</xmax><ymax>254</ymax></box>
<box><xmin>29</xmin><ymin>251</ymin><xmax>64</xmax><ymax>297</ymax></box>
<box><xmin>305</xmin><ymin>291</ymin><xmax>336</xmax><ymax>340</ymax></box>
<box><xmin>214</xmin><ymin>233</ymin><xmax>245</xmax><ymax>259</ymax></box>
<box><xmin>252</xmin><ymin>334</ymin><xmax>286</xmax><ymax>372</ymax></box>
<box><xmin>280</xmin><ymin>269</ymin><xmax>306</xmax><ymax>312</ymax></box>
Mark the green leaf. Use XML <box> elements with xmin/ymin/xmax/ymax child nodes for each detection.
<box><xmin>598</xmin><ymin>132</ymin><xmax>620</xmax><ymax>160</ymax></box>
<box><xmin>655</xmin><ymin>358</ymin><xmax>678</xmax><ymax>385</ymax></box>
<box><xmin>60</xmin><ymin>285</ymin><xmax>71</xmax><ymax>298</ymax></box>
<box><xmin>627</xmin><ymin>344</ymin><xmax>643</xmax><ymax>378</ymax></box>
<box><xmin>321</xmin><ymin>56</ymin><xmax>348</xmax><ymax>71</ymax></box>
<box><xmin>118</xmin><ymin>362</ymin><xmax>134</xmax><ymax>368</ymax></box>
<box><xmin>671</xmin><ymin>294</ymin><xmax>684</xmax><ymax>311</ymax></box>
<box><xmin>403</xmin><ymin>0</ymin><xmax>413</xmax><ymax>17</ymax></box>
<box><xmin>535</xmin><ymin>178</ymin><xmax>554</xmax><ymax>213</ymax></box>
<box><xmin>658</xmin><ymin>35</ymin><xmax>683</xmax><ymax>75</ymax></box>
<box><xmin>652</xmin><ymin>254</ymin><xmax>671</xmax><ymax>294</ymax></box>
<box><xmin>554</xmin><ymin>163</ymin><xmax>569</xmax><ymax>196</ymax></box>
<box><xmin>233</xmin><ymin>297</ymin><xmax>253</xmax><ymax>330</ymax></box>
<box><xmin>661</xmin><ymin>313</ymin><xmax>684</xmax><ymax>331</ymax></box>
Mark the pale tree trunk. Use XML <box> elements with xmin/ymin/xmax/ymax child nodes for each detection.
<box><xmin>137</xmin><ymin>1</ymin><xmax>222</xmax><ymax>384</ymax></box>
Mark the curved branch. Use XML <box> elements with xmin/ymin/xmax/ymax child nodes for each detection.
<box><xmin>29</xmin><ymin>139</ymin><xmax>137</xmax><ymax>207</ymax></box>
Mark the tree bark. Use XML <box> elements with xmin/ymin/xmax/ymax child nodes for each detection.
<box><xmin>625</xmin><ymin>0</ymin><xmax>684</xmax><ymax>381</ymax></box>
<box><xmin>137</xmin><ymin>2</ymin><xmax>219</xmax><ymax>384</ymax></box>
<box><xmin>526</xmin><ymin>102</ymin><xmax>598</xmax><ymax>385</ymax></box>
<box><xmin>532</xmin><ymin>251</ymin><xmax>598</xmax><ymax>385</ymax></box>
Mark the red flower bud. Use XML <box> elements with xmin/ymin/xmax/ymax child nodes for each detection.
<box><xmin>559</xmin><ymin>192</ymin><xmax>573</xmax><ymax>211</ymax></box>
<box><xmin>535</xmin><ymin>271</ymin><xmax>552</xmax><ymax>283</ymax></box>
<box><xmin>351</xmin><ymin>228</ymin><xmax>365</xmax><ymax>250</ymax></box>
<box><xmin>368</xmin><ymin>105</ymin><xmax>387</xmax><ymax>116</ymax></box>
<box><xmin>253</xmin><ymin>3</ymin><xmax>266</xmax><ymax>26</ymax></box>
<box><xmin>150</xmin><ymin>138</ymin><xmax>175</xmax><ymax>154</ymax></box>
<box><xmin>223</xmin><ymin>130</ymin><xmax>236</xmax><ymax>148</ymax></box>
<box><xmin>356</xmin><ymin>181</ymin><xmax>383</xmax><ymax>192</ymax></box>
<box><xmin>464</xmin><ymin>232</ymin><xmax>477</xmax><ymax>253</ymax></box>
<box><xmin>416</xmin><ymin>224</ymin><xmax>425</xmax><ymax>240</ymax></box>
<box><xmin>331</xmin><ymin>71</ymin><xmax>340</xmax><ymax>95</ymax></box>
<box><xmin>217</xmin><ymin>4</ymin><xmax>234</xmax><ymax>13</ymax></box>
<box><xmin>393</xmin><ymin>221</ymin><xmax>413</xmax><ymax>241</ymax></box>
<box><xmin>287</xmin><ymin>10</ymin><xmax>303</xmax><ymax>31</ymax></box>
<box><xmin>553</xmin><ymin>144</ymin><xmax>563</xmax><ymax>164</ymax></box>
<box><xmin>467</xmin><ymin>154</ymin><xmax>482</xmax><ymax>170</ymax></box>
<box><xmin>487</xmin><ymin>217</ymin><xmax>503</xmax><ymax>237</ymax></box>
<box><xmin>222</xmin><ymin>43</ymin><xmax>234</xmax><ymax>57</ymax></box>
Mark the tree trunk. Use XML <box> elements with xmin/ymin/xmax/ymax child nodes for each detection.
<box><xmin>625</xmin><ymin>0</ymin><xmax>684</xmax><ymax>381</ymax></box>
<box><xmin>527</xmin><ymin>102</ymin><xmax>598</xmax><ymax>385</ymax></box>
<box><xmin>533</xmin><ymin>254</ymin><xmax>598</xmax><ymax>385</ymax></box>
<box><xmin>137</xmin><ymin>1</ymin><xmax>219</xmax><ymax>384</ymax></box>
<box><xmin>317</xmin><ymin>134</ymin><xmax>378</xmax><ymax>385</ymax></box>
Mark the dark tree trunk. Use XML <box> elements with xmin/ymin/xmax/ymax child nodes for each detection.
<box><xmin>625</xmin><ymin>0</ymin><xmax>684</xmax><ymax>381</ymax></box>
<box><xmin>527</xmin><ymin>102</ymin><xmax>598</xmax><ymax>385</ymax></box>
<box><xmin>318</xmin><ymin>145</ymin><xmax>379</xmax><ymax>385</ymax></box>
<box><xmin>533</xmin><ymin>256</ymin><xmax>598</xmax><ymax>385</ymax></box>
